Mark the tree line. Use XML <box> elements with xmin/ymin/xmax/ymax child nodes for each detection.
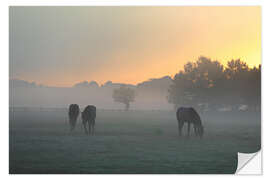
<box><xmin>112</xmin><ymin>56</ymin><xmax>261</xmax><ymax>112</ymax></box>
<box><xmin>168</xmin><ymin>56</ymin><xmax>261</xmax><ymax>112</ymax></box>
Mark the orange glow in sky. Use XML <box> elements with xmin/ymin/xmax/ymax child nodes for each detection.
<box><xmin>10</xmin><ymin>6</ymin><xmax>261</xmax><ymax>87</ymax></box>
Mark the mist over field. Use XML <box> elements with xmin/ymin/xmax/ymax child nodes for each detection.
<box><xmin>9</xmin><ymin>57</ymin><xmax>261</xmax><ymax>174</ymax></box>
<box><xmin>9</xmin><ymin>72</ymin><xmax>261</xmax><ymax>174</ymax></box>
<box><xmin>9</xmin><ymin>6</ymin><xmax>261</xmax><ymax>174</ymax></box>
<box><xmin>10</xmin><ymin>109</ymin><xmax>260</xmax><ymax>174</ymax></box>
<box><xmin>10</xmin><ymin>76</ymin><xmax>173</xmax><ymax>110</ymax></box>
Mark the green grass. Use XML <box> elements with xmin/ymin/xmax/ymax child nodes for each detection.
<box><xmin>9</xmin><ymin>110</ymin><xmax>261</xmax><ymax>174</ymax></box>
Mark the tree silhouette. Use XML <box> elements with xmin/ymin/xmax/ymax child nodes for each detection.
<box><xmin>168</xmin><ymin>56</ymin><xmax>261</xmax><ymax>112</ymax></box>
<box><xmin>112</xmin><ymin>85</ymin><xmax>135</xmax><ymax>111</ymax></box>
<box><xmin>168</xmin><ymin>56</ymin><xmax>224</xmax><ymax>110</ymax></box>
<box><xmin>224</xmin><ymin>60</ymin><xmax>261</xmax><ymax>111</ymax></box>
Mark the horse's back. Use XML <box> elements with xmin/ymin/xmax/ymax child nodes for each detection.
<box><xmin>176</xmin><ymin>107</ymin><xmax>201</xmax><ymax>124</ymax></box>
<box><xmin>82</xmin><ymin>105</ymin><xmax>96</xmax><ymax>124</ymax></box>
<box><xmin>69</xmin><ymin>104</ymin><xmax>79</xmax><ymax>118</ymax></box>
<box><xmin>176</xmin><ymin>107</ymin><xmax>190</xmax><ymax>120</ymax></box>
<box><xmin>83</xmin><ymin>105</ymin><xmax>96</xmax><ymax>116</ymax></box>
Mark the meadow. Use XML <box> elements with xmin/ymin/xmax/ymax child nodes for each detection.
<box><xmin>9</xmin><ymin>109</ymin><xmax>261</xmax><ymax>174</ymax></box>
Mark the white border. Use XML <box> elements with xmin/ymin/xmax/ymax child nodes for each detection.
<box><xmin>2</xmin><ymin>0</ymin><xmax>269</xmax><ymax>179</ymax></box>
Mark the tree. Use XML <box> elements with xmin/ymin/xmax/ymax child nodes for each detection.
<box><xmin>222</xmin><ymin>59</ymin><xmax>260</xmax><ymax>110</ymax></box>
<box><xmin>168</xmin><ymin>56</ymin><xmax>261</xmax><ymax>112</ymax></box>
<box><xmin>168</xmin><ymin>70</ymin><xmax>195</xmax><ymax>109</ymax></box>
<box><xmin>168</xmin><ymin>56</ymin><xmax>224</xmax><ymax>111</ymax></box>
<box><xmin>248</xmin><ymin>65</ymin><xmax>261</xmax><ymax>111</ymax></box>
<box><xmin>112</xmin><ymin>85</ymin><xmax>135</xmax><ymax>111</ymax></box>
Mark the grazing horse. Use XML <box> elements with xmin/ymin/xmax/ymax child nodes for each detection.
<box><xmin>176</xmin><ymin>107</ymin><xmax>204</xmax><ymax>138</ymax></box>
<box><xmin>81</xmin><ymin>105</ymin><xmax>96</xmax><ymax>135</ymax></box>
<box><xmin>68</xmin><ymin>104</ymin><xmax>80</xmax><ymax>132</ymax></box>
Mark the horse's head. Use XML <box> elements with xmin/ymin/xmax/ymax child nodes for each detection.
<box><xmin>197</xmin><ymin>125</ymin><xmax>204</xmax><ymax>138</ymax></box>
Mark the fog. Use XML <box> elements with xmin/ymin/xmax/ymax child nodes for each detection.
<box><xmin>9</xmin><ymin>6</ymin><xmax>261</xmax><ymax>174</ymax></box>
<box><xmin>10</xmin><ymin>77</ymin><xmax>173</xmax><ymax>110</ymax></box>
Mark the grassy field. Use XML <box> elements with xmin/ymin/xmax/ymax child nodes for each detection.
<box><xmin>9</xmin><ymin>109</ymin><xmax>261</xmax><ymax>174</ymax></box>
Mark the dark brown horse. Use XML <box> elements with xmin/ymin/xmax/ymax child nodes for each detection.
<box><xmin>68</xmin><ymin>104</ymin><xmax>80</xmax><ymax>132</ymax></box>
<box><xmin>81</xmin><ymin>105</ymin><xmax>96</xmax><ymax>135</ymax></box>
<box><xmin>176</xmin><ymin>107</ymin><xmax>204</xmax><ymax>138</ymax></box>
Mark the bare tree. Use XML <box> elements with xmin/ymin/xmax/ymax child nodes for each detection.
<box><xmin>112</xmin><ymin>85</ymin><xmax>135</xmax><ymax>111</ymax></box>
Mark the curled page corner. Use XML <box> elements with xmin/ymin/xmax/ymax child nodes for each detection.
<box><xmin>235</xmin><ymin>150</ymin><xmax>262</xmax><ymax>175</ymax></box>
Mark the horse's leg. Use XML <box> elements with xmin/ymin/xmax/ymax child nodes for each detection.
<box><xmin>92</xmin><ymin>123</ymin><xmax>95</xmax><ymax>135</ymax></box>
<box><xmin>194</xmin><ymin>125</ymin><xmax>197</xmax><ymax>136</ymax></box>
<box><xmin>92</xmin><ymin>119</ymin><xmax>95</xmax><ymax>135</ymax></box>
<box><xmin>69</xmin><ymin>118</ymin><xmax>72</xmax><ymax>131</ymax></box>
<box><xmin>84</xmin><ymin>124</ymin><xmax>88</xmax><ymax>135</ymax></box>
<box><xmin>178</xmin><ymin>120</ymin><xmax>184</xmax><ymax>136</ymax></box>
<box><xmin>88</xmin><ymin>120</ymin><xmax>92</xmax><ymax>135</ymax></box>
<box><xmin>198</xmin><ymin>125</ymin><xmax>203</xmax><ymax>139</ymax></box>
<box><xmin>89</xmin><ymin>122</ymin><xmax>93</xmax><ymax>136</ymax></box>
<box><xmin>69</xmin><ymin>122</ymin><xmax>73</xmax><ymax>132</ymax></box>
<box><xmin>83</xmin><ymin>121</ymin><xmax>88</xmax><ymax>135</ymax></box>
<box><xmin>70</xmin><ymin>125</ymin><xmax>74</xmax><ymax>132</ymax></box>
<box><xmin>196</xmin><ymin>126</ymin><xmax>199</xmax><ymax>136</ymax></box>
<box><xmin>69</xmin><ymin>118</ymin><xmax>75</xmax><ymax>132</ymax></box>
<box><xmin>187</xmin><ymin>122</ymin><xmax>191</xmax><ymax>137</ymax></box>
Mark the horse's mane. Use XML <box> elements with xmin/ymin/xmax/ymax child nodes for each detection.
<box><xmin>189</xmin><ymin>107</ymin><xmax>199</xmax><ymax>116</ymax></box>
<box><xmin>189</xmin><ymin>107</ymin><xmax>202</xmax><ymax>125</ymax></box>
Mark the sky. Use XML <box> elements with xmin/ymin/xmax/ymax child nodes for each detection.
<box><xmin>10</xmin><ymin>6</ymin><xmax>261</xmax><ymax>87</ymax></box>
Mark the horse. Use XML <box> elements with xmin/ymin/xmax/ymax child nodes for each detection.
<box><xmin>81</xmin><ymin>105</ymin><xmax>96</xmax><ymax>135</ymax></box>
<box><xmin>68</xmin><ymin>104</ymin><xmax>80</xmax><ymax>132</ymax></box>
<box><xmin>176</xmin><ymin>107</ymin><xmax>204</xmax><ymax>138</ymax></box>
